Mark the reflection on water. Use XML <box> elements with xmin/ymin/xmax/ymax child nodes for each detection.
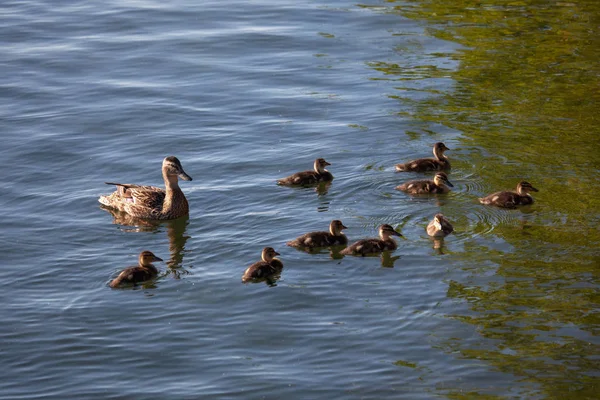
<box><xmin>100</xmin><ymin>206</ymin><xmax>191</xmax><ymax>278</ymax></box>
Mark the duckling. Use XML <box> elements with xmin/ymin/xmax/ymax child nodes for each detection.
<box><xmin>287</xmin><ymin>220</ymin><xmax>348</xmax><ymax>248</ymax></box>
<box><xmin>427</xmin><ymin>214</ymin><xmax>454</xmax><ymax>238</ymax></box>
<box><xmin>395</xmin><ymin>142</ymin><xmax>450</xmax><ymax>172</ymax></box>
<box><xmin>479</xmin><ymin>181</ymin><xmax>539</xmax><ymax>208</ymax></box>
<box><xmin>109</xmin><ymin>250</ymin><xmax>163</xmax><ymax>288</ymax></box>
<box><xmin>99</xmin><ymin>156</ymin><xmax>192</xmax><ymax>220</ymax></box>
<box><xmin>396</xmin><ymin>172</ymin><xmax>454</xmax><ymax>194</ymax></box>
<box><xmin>242</xmin><ymin>247</ymin><xmax>283</xmax><ymax>283</ymax></box>
<box><xmin>340</xmin><ymin>224</ymin><xmax>403</xmax><ymax>256</ymax></box>
<box><xmin>277</xmin><ymin>158</ymin><xmax>333</xmax><ymax>186</ymax></box>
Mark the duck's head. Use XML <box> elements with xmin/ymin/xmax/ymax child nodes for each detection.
<box><xmin>163</xmin><ymin>156</ymin><xmax>193</xmax><ymax>181</ymax></box>
<box><xmin>139</xmin><ymin>250</ymin><xmax>163</xmax><ymax>266</ymax></box>
<box><xmin>517</xmin><ymin>181</ymin><xmax>538</xmax><ymax>194</ymax></box>
<box><xmin>330</xmin><ymin>219</ymin><xmax>348</xmax><ymax>235</ymax></box>
<box><xmin>433</xmin><ymin>172</ymin><xmax>453</xmax><ymax>187</ymax></box>
<box><xmin>433</xmin><ymin>213</ymin><xmax>451</xmax><ymax>230</ymax></box>
<box><xmin>379</xmin><ymin>224</ymin><xmax>403</xmax><ymax>239</ymax></box>
<box><xmin>433</xmin><ymin>142</ymin><xmax>450</xmax><ymax>155</ymax></box>
<box><xmin>261</xmin><ymin>247</ymin><xmax>280</xmax><ymax>262</ymax></box>
<box><xmin>314</xmin><ymin>158</ymin><xmax>331</xmax><ymax>173</ymax></box>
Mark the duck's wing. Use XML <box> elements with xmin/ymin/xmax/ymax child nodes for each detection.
<box><xmin>479</xmin><ymin>191</ymin><xmax>518</xmax><ymax>208</ymax></box>
<box><xmin>100</xmin><ymin>183</ymin><xmax>165</xmax><ymax>217</ymax></box>
<box><xmin>287</xmin><ymin>231</ymin><xmax>332</xmax><ymax>248</ymax></box>
<box><xmin>277</xmin><ymin>171</ymin><xmax>320</xmax><ymax>186</ymax></box>
<box><xmin>395</xmin><ymin>158</ymin><xmax>447</xmax><ymax>172</ymax></box>
<box><xmin>340</xmin><ymin>238</ymin><xmax>384</xmax><ymax>255</ymax></box>
<box><xmin>109</xmin><ymin>266</ymin><xmax>154</xmax><ymax>287</ymax></box>
<box><xmin>396</xmin><ymin>179</ymin><xmax>432</xmax><ymax>194</ymax></box>
<box><xmin>242</xmin><ymin>261</ymin><xmax>280</xmax><ymax>282</ymax></box>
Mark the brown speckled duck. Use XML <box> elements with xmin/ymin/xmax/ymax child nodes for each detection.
<box><xmin>396</xmin><ymin>172</ymin><xmax>453</xmax><ymax>194</ymax></box>
<box><xmin>287</xmin><ymin>220</ymin><xmax>348</xmax><ymax>248</ymax></box>
<box><xmin>277</xmin><ymin>158</ymin><xmax>333</xmax><ymax>186</ymax></box>
<box><xmin>99</xmin><ymin>156</ymin><xmax>192</xmax><ymax>220</ymax></box>
<box><xmin>340</xmin><ymin>224</ymin><xmax>403</xmax><ymax>256</ymax></box>
<box><xmin>242</xmin><ymin>247</ymin><xmax>283</xmax><ymax>283</ymax></box>
<box><xmin>427</xmin><ymin>214</ymin><xmax>454</xmax><ymax>238</ymax></box>
<box><xmin>395</xmin><ymin>142</ymin><xmax>450</xmax><ymax>172</ymax></box>
<box><xmin>109</xmin><ymin>250</ymin><xmax>162</xmax><ymax>288</ymax></box>
<box><xmin>479</xmin><ymin>181</ymin><xmax>538</xmax><ymax>208</ymax></box>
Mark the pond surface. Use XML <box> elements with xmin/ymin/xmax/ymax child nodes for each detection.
<box><xmin>1</xmin><ymin>0</ymin><xmax>598</xmax><ymax>398</ymax></box>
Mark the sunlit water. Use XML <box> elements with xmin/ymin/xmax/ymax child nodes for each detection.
<box><xmin>1</xmin><ymin>0</ymin><xmax>598</xmax><ymax>398</ymax></box>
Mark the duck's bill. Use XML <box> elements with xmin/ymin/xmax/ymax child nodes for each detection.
<box><xmin>531</xmin><ymin>186</ymin><xmax>539</xmax><ymax>192</ymax></box>
<box><xmin>179</xmin><ymin>171</ymin><xmax>193</xmax><ymax>181</ymax></box>
<box><xmin>445</xmin><ymin>181</ymin><xmax>454</xmax><ymax>187</ymax></box>
<box><xmin>153</xmin><ymin>256</ymin><xmax>164</xmax><ymax>262</ymax></box>
<box><xmin>393</xmin><ymin>231</ymin><xmax>404</xmax><ymax>237</ymax></box>
<box><xmin>274</xmin><ymin>251</ymin><xmax>281</xmax><ymax>256</ymax></box>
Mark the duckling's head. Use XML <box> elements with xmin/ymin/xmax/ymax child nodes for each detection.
<box><xmin>433</xmin><ymin>142</ymin><xmax>450</xmax><ymax>154</ymax></box>
<box><xmin>517</xmin><ymin>181</ymin><xmax>538</xmax><ymax>194</ymax></box>
<box><xmin>434</xmin><ymin>172</ymin><xmax>453</xmax><ymax>187</ymax></box>
<box><xmin>379</xmin><ymin>224</ymin><xmax>403</xmax><ymax>239</ymax></box>
<box><xmin>139</xmin><ymin>250</ymin><xmax>163</xmax><ymax>267</ymax></box>
<box><xmin>163</xmin><ymin>156</ymin><xmax>193</xmax><ymax>181</ymax></box>
<box><xmin>261</xmin><ymin>247</ymin><xmax>280</xmax><ymax>262</ymax></box>
<box><xmin>314</xmin><ymin>158</ymin><xmax>331</xmax><ymax>173</ymax></box>
<box><xmin>330</xmin><ymin>219</ymin><xmax>348</xmax><ymax>235</ymax></box>
<box><xmin>433</xmin><ymin>213</ymin><xmax>449</xmax><ymax>229</ymax></box>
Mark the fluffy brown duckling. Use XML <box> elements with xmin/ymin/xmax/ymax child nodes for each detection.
<box><xmin>241</xmin><ymin>247</ymin><xmax>283</xmax><ymax>283</ymax></box>
<box><xmin>277</xmin><ymin>158</ymin><xmax>333</xmax><ymax>186</ymax></box>
<box><xmin>396</xmin><ymin>172</ymin><xmax>454</xmax><ymax>194</ymax></box>
<box><xmin>479</xmin><ymin>181</ymin><xmax>539</xmax><ymax>208</ymax></box>
<box><xmin>287</xmin><ymin>220</ymin><xmax>348</xmax><ymax>248</ymax></box>
<box><xmin>427</xmin><ymin>214</ymin><xmax>454</xmax><ymax>238</ymax></box>
<box><xmin>99</xmin><ymin>156</ymin><xmax>192</xmax><ymax>220</ymax></box>
<box><xmin>109</xmin><ymin>250</ymin><xmax>163</xmax><ymax>288</ymax></box>
<box><xmin>395</xmin><ymin>142</ymin><xmax>451</xmax><ymax>172</ymax></box>
<box><xmin>340</xmin><ymin>224</ymin><xmax>403</xmax><ymax>256</ymax></box>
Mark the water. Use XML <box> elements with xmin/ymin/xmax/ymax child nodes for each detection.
<box><xmin>1</xmin><ymin>0</ymin><xmax>598</xmax><ymax>398</ymax></box>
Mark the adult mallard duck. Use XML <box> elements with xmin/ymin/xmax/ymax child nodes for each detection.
<box><xmin>99</xmin><ymin>156</ymin><xmax>192</xmax><ymax>220</ymax></box>
<box><xmin>479</xmin><ymin>181</ymin><xmax>538</xmax><ymax>208</ymax></box>
<box><xmin>277</xmin><ymin>158</ymin><xmax>333</xmax><ymax>186</ymax></box>
<box><xmin>396</xmin><ymin>172</ymin><xmax>454</xmax><ymax>194</ymax></box>
<box><xmin>287</xmin><ymin>220</ymin><xmax>348</xmax><ymax>248</ymax></box>
<box><xmin>427</xmin><ymin>214</ymin><xmax>454</xmax><ymax>238</ymax></box>
<box><xmin>395</xmin><ymin>142</ymin><xmax>450</xmax><ymax>172</ymax></box>
<box><xmin>242</xmin><ymin>247</ymin><xmax>283</xmax><ymax>283</ymax></box>
<box><xmin>109</xmin><ymin>250</ymin><xmax>162</xmax><ymax>288</ymax></box>
<box><xmin>340</xmin><ymin>224</ymin><xmax>403</xmax><ymax>256</ymax></box>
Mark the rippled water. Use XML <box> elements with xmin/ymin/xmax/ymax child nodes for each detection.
<box><xmin>1</xmin><ymin>0</ymin><xmax>598</xmax><ymax>398</ymax></box>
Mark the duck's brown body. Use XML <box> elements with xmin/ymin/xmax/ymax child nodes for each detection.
<box><xmin>479</xmin><ymin>181</ymin><xmax>538</xmax><ymax>209</ymax></box>
<box><xmin>287</xmin><ymin>220</ymin><xmax>348</xmax><ymax>248</ymax></box>
<box><xmin>242</xmin><ymin>247</ymin><xmax>283</xmax><ymax>283</ymax></box>
<box><xmin>426</xmin><ymin>214</ymin><xmax>454</xmax><ymax>238</ymax></box>
<box><xmin>99</xmin><ymin>156</ymin><xmax>192</xmax><ymax>220</ymax></box>
<box><xmin>396</xmin><ymin>172</ymin><xmax>453</xmax><ymax>194</ymax></box>
<box><xmin>395</xmin><ymin>142</ymin><xmax>450</xmax><ymax>172</ymax></box>
<box><xmin>277</xmin><ymin>158</ymin><xmax>333</xmax><ymax>186</ymax></box>
<box><xmin>109</xmin><ymin>251</ymin><xmax>162</xmax><ymax>288</ymax></box>
<box><xmin>340</xmin><ymin>224</ymin><xmax>403</xmax><ymax>256</ymax></box>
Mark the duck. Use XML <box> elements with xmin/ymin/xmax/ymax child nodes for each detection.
<box><xmin>109</xmin><ymin>250</ymin><xmax>163</xmax><ymax>288</ymax></box>
<box><xmin>287</xmin><ymin>220</ymin><xmax>348</xmax><ymax>248</ymax></box>
<box><xmin>277</xmin><ymin>158</ymin><xmax>333</xmax><ymax>186</ymax></box>
<box><xmin>479</xmin><ymin>181</ymin><xmax>538</xmax><ymax>208</ymax></box>
<box><xmin>242</xmin><ymin>247</ymin><xmax>284</xmax><ymax>283</ymax></box>
<box><xmin>395</xmin><ymin>142</ymin><xmax>450</xmax><ymax>172</ymax></box>
<box><xmin>427</xmin><ymin>214</ymin><xmax>454</xmax><ymax>237</ymax></box>
<box><xmin>340</xmin><ymin>224</ymin><xmax>403</xmax><ymax>256</ymax></box>
<box><xmin>396</xmin><ymin>172</ymin><xmax>454</xmax><ymax>194</ymax></box>
<box><xmin>99</xmin><ymin>156</ymin><xmax>192</xmax><ymax>220</ymax></box>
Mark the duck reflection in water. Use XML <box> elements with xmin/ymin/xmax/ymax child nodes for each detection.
<box><xmin>100</xmin><ymin>207</ymin><xmax>191</xmax><ymax>279</ymax></box>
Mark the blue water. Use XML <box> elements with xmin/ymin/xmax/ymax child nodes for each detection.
<box><xmin>1</xmin><ymin>0</ymin><xmax>597</xmax><ymax>398</ymax></box>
